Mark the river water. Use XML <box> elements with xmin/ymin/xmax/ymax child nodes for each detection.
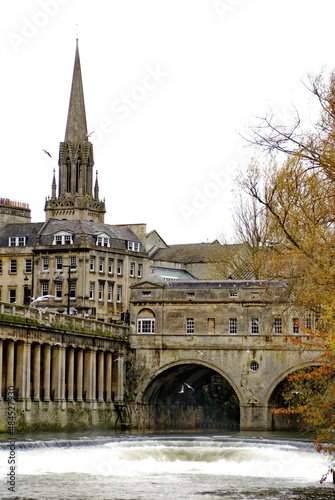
<box><xmin>0</xmin><ymin>431</ymin><xmax>334</xmax><ymax>500</ymax></box>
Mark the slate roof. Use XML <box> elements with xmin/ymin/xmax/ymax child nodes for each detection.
<box><xmin>0</xmin><ymin>223</ymin><xmax>44</xmax><ymax>247</ymax></box>
<box><xmin>150</xmin><ymin>242</ymin><xmax>242</xmax><ymax>264</ymax></box>
<box><xmin>164</xmin><ymin>280</ymin><xmax>284</xmax><ymax>289</ymax></box>
<box><xmin>0</xmin><ymin>219</ymin><xmax>144</xmax><ymax>251</ymax></box>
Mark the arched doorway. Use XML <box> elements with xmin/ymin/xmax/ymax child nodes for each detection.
<box><xmin>134</xmin><ymin>363</ymin><xmax>240</xmax><ymax>430</ymax></box>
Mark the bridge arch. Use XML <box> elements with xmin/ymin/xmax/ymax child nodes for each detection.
<box><xmin>264</xmin><ymin>360</ymin><xmax>321</xmax><ymax>405</ymax></box>
<box><xmin>134</xmin><ymin>360</ymin><xmax>241</xmax><ymax>429</ymax></box>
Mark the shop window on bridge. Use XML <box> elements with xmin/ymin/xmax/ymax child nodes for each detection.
<box><xmin>304</xmin><ymin>311</ymin><xmax>313</xmax><ymax>331</ymax></box>
<box><xmin>186</xmin><ymin>318</ymin><xmax>194</xmax><ymax>334</ymax></box>
<box><xmin>137</xmin><ymin>308</ymin><xmax>155</xmax><ymax>334</ymax></box>
<box><xmin>292</xmin><ymin>318</ymin><xmax>300</xmax><ymax>334</ymax></box>
<box><xmin>229</xmin><ymin>318</ymin><xmax>237</xmax><ymax>334</ymax></box>
<box><xmin>274</xmin><ymin>317</ymin><xmax>282</xmax><ymax>335</ymax></box>
<box><xmin>250</xmin><ymin>318</ymin><xmax>259</xmax><ymax>335</ymax></box>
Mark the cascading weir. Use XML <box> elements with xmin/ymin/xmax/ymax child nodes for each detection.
<box><xmin>133</xmin><ymin>363</ymin><xmax>240</xmax><ymax>430</ymax></box>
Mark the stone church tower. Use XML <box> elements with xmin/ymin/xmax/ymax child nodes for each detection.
<box><xmin>45</xmin><ymin>42</ymin><xmax>106</xmax><ymax>223</ymax></box>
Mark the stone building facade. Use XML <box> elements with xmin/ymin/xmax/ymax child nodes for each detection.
<box><xmin>130</xmin><ymin>277</ymin><xmax>311</xmax><ymax>337</ymax></box>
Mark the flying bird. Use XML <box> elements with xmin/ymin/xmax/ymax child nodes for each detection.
<box><xmin>184</xmin><ymin>383</ymin><xmax>194</xmax><ymax>391</ymax></box>
<box><xmin>178</xmin><ymin>383</ymin><xmax>194</xmax><ymax>393</ymax></box>
<box><xmin>86</xmin><ymin>131</ymin><xmax>95</xmax><ymax>139</ymax></box>
<box><xmin>42</xmin><ymin>149</ymin><xmax>52</xmax><ymax>157</ymax></box>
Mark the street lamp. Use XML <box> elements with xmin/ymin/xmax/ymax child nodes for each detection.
<box><xmin>62</xmin><ymin>264</ymin><xmax>74</xmax><ymax>315</ymax></box>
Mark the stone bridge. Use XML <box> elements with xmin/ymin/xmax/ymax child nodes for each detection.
<box><xmin>0</xmin><ymin>299</ymin><xmax>325</xmax><ymax>432</ymax></box>
<box><xmin>127</xmin><ymin>332</ymin><xmax>322</xmax><ymax>430</ymax></box>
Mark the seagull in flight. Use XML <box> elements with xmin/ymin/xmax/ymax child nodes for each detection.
<box><xmin>178</xmin><ymin>382</ymin><xmax>194</xmax><ymax>393</ymax></box>
<box><xmin>184</xmin><ymin>383</ymin><xmax>194</xmax><ymax>391</ymax></box>
<box><xmin>42</xmin><ymin>149</ymin><xmax>52</xmax><ymax>157</ymax></box>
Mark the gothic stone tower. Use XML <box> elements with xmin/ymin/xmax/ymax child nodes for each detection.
<box><xmin>45</xmin><ymin>42</ymin><xmax>106</xmax><ymax>223</ymax></box>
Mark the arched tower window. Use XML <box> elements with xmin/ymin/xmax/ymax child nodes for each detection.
<box><xmin>66</xmin><ymin>157</ymin><xmax>71</xmax><ymax>193</ymax></box>
<box><xmin>75</xmin><ymin>156</ymin><xmax>82</xmax><ymax>193</ymax></box>
<box><xmin>86</xmin><ymin>159</ymin><xmax>91</xmax><ymax>195</ymax></box>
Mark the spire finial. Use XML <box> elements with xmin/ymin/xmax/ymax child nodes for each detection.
<box><xmin>94</xmin><ymin>169</ymin><xmax>99</xmax><ymax>200</ymax></box>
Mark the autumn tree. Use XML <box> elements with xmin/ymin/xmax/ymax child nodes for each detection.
<box><xmin>237</xmin><ymin>69</ymin><xmax>335</xmax><ymax>479</ymax></box>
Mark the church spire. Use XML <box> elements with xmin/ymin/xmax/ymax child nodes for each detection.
<box><xmin>64</xmin><ymin>40</ymin><xmax>88</xmax><ymax>144</ymax></box>
<box><xmin>44</xmin><ymin>42</ymin><xmax>106</xmax><ymax>223</ymax></box>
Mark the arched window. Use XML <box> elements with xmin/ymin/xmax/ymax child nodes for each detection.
<box><xmin>75</xmin><ymin>156</ymin><xmax>82</xmax><ymax>193</ymax></box>
<box><xmin>137</xmin><ymin>308</ymin><xmax>155</xmax><ymax>334</ymax></box>
<box><xmin>66</xmin><ymin>157</ymin><xmax>71</xmax><ymax>192</ymax></box>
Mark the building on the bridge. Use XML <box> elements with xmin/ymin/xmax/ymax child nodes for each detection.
<box><xmin>130</xmin><ymin>277</ymin><xmax>314</xmax><ymax>336</ymax></box>
<box><xmin>128</xmin><ymin>276</ymin><xmax>319</xmax><ymax>430</ymax></box>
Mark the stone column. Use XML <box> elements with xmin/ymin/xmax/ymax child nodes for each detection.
<box><xmin>6</xmin><ymin>341</ymin><xmax>15</xmax><ymax>391</ymax></box>
<box><xmin>67</xmin><ymin>347</ymin><xmax>74</xmax><ymax>402</ymax></box>
<box><xmin>51</xmin><ymin>345</ymin><xmax>62</xmax><ymax>401</ymax></box>
<box><xmin>112</xmin><ymin>353</ymin><xmax>124</xmax><ymax>403</ymax></box>
<box><xmin>32</xmin><ymin>344</ymin><xmax>41</xmax><ymax>401</ymax></box>
<box><xmin>97</xmin><ymin>351</ymin><xmax>104</xmax><ymax>402</ymax></box>
<box><xmin>60</xmin><ymin>346</ymin><xmax>66</xmax><ymax>402</ymax></box>
<box><xmin>83</xmin><ymin>349</ymin><xmax>93</xmax><ymax>402</ymax></box>
<box><xmin>105</xmin><ymin>352</ymin><xmax>112</xmax><ymax>403</ymax></box>
<box><xmin>15</xmin><ymin>341</ymin><xmax>27</xmax><ymax>400</ymax></box>
<box><xmin>76</xmin><ymin>348</ymin><xmax>83</xmax><ymax>402</ymax></box>
<box><xmin>25</xmin><ymin>342</ymin><xmax>31</xmax><ymax>409</ymax></box>
<box><xmin>43</xmin><ymin>344</ymin><xmax>51</xmax><ymax>402</ymax></box>
<box><xmin>91</xmin><ymin>349</ymin><xmax>97</xmax><ymax>402</ymax></box>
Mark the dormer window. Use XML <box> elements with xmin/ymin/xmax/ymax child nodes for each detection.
<box><xmin>96</xmin><ymin>233</ymin><xmax>110</xmax><ymax>247</ymax></box>
<box><xmin>53</xmin><ymin>231</ymin><xmax>74</xmax><ymax>245</ymax></box>
<box><xmin>9</xmin><ymin>236</ymin><xmax>26</xmax><ymax>247</ymax></box>
<box><xmin>128</xmin><ymin>241</ymin><xmax>140</xmax><ymax>252</ymax></box>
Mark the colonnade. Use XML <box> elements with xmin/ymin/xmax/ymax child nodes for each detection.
<box><xmin>0</xmin><ymin>339</ymin><xmax>124</xmax><ymax>405</ymax></box>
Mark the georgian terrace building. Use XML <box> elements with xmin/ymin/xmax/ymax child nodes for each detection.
<box><xmin>0</xmin><ymin>218</ymin><xmax>148</xmax><ymax>322</ymax></box>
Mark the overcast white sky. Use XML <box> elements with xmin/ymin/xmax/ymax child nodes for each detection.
<box><xmin>2</xmin><ymin>0</ymin><xmax>335</xmax><ymax>244</ymax></box>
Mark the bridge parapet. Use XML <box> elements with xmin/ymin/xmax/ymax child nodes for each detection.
<box><xmin>0</xmin><ymin>302</ymin><xmax>128</xmax><ymax>339</ymax></box>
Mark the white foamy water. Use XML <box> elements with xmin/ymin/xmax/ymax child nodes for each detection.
<box><xmin>0</xmin><ymin>434</ymin><xmax>333</xmax><ymax>500</ymax></box>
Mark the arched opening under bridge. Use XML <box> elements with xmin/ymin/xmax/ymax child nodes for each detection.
<box><xmin>268</xmin><ymin>364</ymin><xmax>331</xmax><ymax>431</ymax></box>
<box><xmin>136</xmin><ymin>363</ymin><xmax>240</xmax><ymax>430</ymax></box>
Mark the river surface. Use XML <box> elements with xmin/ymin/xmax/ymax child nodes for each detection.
<box><xmin>0</xmin><ymin>430</ymin><xmax>334</xmax><ymax>500</ymax></box>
